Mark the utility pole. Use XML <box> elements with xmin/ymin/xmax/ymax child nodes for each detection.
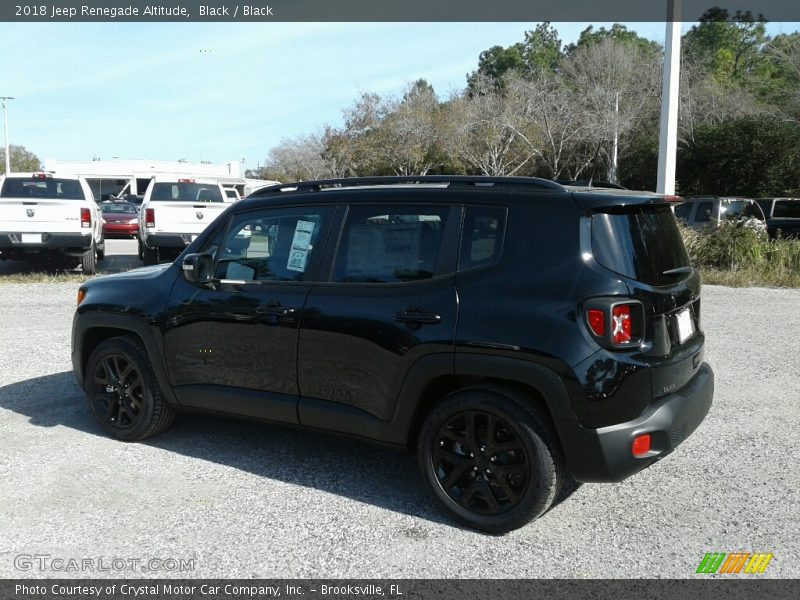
<box><xmin>1</xmin><ymin>96</ymin><xmax>14</xmax><ymax>175</ymax></box>
<box><xmin>611</xmin><ymin>91</ymin><xmax>619</xmax><ymax>184</ymax></box>
<box><xmin>657</xmin><ymin>0</ymin><xmax>682</xmax><ymax>195</ymax></box>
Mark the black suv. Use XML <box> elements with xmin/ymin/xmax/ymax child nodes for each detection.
<box><xmin>71</xmin><ymin>176</ymin><xmax>713</xmax><ymax>533</ymax></box>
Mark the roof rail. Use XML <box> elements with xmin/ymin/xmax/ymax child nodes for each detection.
<box><xmin>248</xmin><ymin>175</ymin><xmax>565</xmax><ymax>197</ymax></box>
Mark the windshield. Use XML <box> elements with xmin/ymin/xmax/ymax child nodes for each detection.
<box><xmin>592</xmin><ymin>205</ymin><xmax>691</xmax><ymax>286</ymax></box>
<box><xmin>0</xmin><ymin>177</ymin><xmax>85</xmax><ymax>200</ymax></box>
<box><xmin>150</xmin><ymin>182</ymin><xmax>224</xmax><ymax>203</ymax></box>
<box><xmin>101</xmin><ymin>203</ymin><xmax>137</xmax><ymax>214</ymax></box>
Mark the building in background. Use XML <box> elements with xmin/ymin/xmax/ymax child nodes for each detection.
<box><xmin>42</xmin><ymin>158</ymin><xmax>277</xmax><ymax>200</ymax></box>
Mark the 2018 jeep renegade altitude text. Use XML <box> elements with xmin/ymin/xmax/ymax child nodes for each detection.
<box><xmin>71</xmin><ymin>176</ymin><xmax>713</xmax><ymax>533</ymax></box>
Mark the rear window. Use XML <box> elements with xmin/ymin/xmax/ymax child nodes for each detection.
<box><xmin>773</xmin><ymin>200</ymin><xmax>800</xmax><ymax>219</ymax></box>
<box><xmin>592</xmin><ymin>206</ymin><xmax>691</xmax><ymax>286</ymax></box>
<box><xmin>0</xmin><ymin>177</ymin><xmax>85</xmax><ymax>200</ymax></box>
<box><xmin>149</xmin><ymin>182</ymin><xmax>223</xmax><ymax>203</ymax></box>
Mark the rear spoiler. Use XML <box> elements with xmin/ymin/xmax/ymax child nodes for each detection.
<box><xmin>571</xmin><ymin>190</ymin><xmax>683</xmax><ymax>211</ymax></box>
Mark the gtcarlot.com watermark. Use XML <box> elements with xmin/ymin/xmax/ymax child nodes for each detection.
<box><xmin>14</xmin><ymin>554</ymin><xmax>196</xmax><ymax>573</ymax></box>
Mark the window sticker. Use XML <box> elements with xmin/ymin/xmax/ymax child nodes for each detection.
<box><xmin>286</xmin><ymin>219</ymin><xmax>316</xmax><ymax>272</ymax></box>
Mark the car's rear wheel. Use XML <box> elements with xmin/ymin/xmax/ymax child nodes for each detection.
<box><xmin>80</xmin><ymin>243</ymin><xmax>97</xmax><ymax>274</ymax></box>
<box><xmin>96</xmin><ymin>236</ymin><xmax>105</xmax><ymax>261</ymax></box>
<box><xmin>417</xmin><ymin>388</ymin><xmax>563</xmax><ymax>533</ymax></box>
<box><xmin>85</xmin><ymin>336</ymin><xmax>175</xmax><ymax>441</ymax></box>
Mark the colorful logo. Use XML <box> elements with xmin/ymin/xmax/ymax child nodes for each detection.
<box><xmin>696</xmin><ymin>552</ymin><xmax>774</xmax><ymax>574</ymax></box>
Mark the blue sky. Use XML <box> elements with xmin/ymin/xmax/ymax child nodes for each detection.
<box><xmin>1</xmin><ymin>22</ymin><xmax>798</xmax><ymax>172</ymax></box>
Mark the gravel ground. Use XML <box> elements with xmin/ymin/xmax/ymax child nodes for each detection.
<box><xmin>0</xmin><ymin>240</ymin><xmax>798</xmax><ymax>578</ymax></box>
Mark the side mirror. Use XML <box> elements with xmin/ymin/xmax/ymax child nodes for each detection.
<box><xmin>182</xmin><ymin>253</ymin><xmax>213</xmax><ymax>283</ymax></box>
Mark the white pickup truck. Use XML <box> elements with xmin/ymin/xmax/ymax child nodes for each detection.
<box><xmin>138</xmin><ymin>176</ymin><xmax>230</xmax><ymax>265</ymax></box>
<box><xmin>0</xmin><ymin>173</ymin><xmax>105</xmax><ymax>273</ymax></box>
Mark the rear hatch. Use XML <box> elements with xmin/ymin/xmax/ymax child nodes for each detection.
<box><xmin>145</xmin><ymin>181</ymin><xmax>227</xmax><ymax>235</ymax></box>
<box><xmin>0</xmin><ymin>176</ymin><xmax>88</xmax><ymax>234</ymax></box>
<box><xmin>587</xmin><ymin>199</ymin><xmax>704</xmax><ymax>400</ymax></box>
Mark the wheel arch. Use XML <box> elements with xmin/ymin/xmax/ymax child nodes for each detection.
<box><xmin>74</xmin><ymin>313</ymin><xmax>177</xmax><ymax>405</ymax></box>
<box><xmin>395</xmin><ymin>354</ymin><xmax>577</xmax><ymax>452</ymax></box>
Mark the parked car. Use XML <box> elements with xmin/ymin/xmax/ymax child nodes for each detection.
<box><xmin>755</xmin><ymin>198</ymin><xmax>800</xmax><ymax>238</ymax></box>
<box><xmin>100</xmin><ymin>200</ymin><xmax>139</xmax><ymax>238</ymax></box>
<box><xmin>137</xmin><ymin>177</ymin><xmax>229</xmax><ymax>265</ymax></box>
<box><xmin>674</xmin><ymin>196</ymin><xmax>767</xmax><ymax>231</ymax></box>
<box><xmin>117</xmin><ymin>194</ymin><xmax>144</xmax><ymax>211</ymax></box>
<box><xmin>0</xmin><ymin>173</ymin><xmax>104</xmax><ymax>273</ymax></box>
<box><xmin>72</xmin><ymin>176</ymin><xmax>713</xmax><ymax>533</ymax></box>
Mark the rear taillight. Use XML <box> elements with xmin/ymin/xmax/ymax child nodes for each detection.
<box><xmin>611</xmin><ymin>304</ymin><xmax>633</xmax><ymax>346</ymax></box>
<box><xmin>145</xmin><ymin>208</ymin><xmax>155</xmax><ymax>228</ymax></box>
<box><xmin>80</xmin><ymin>208</ymin><xmax>91</xmax><ymax>228</ymax></box>
<box><xmin>587</xmin><ymin>309</ymin><xmax>605</xmax><ymax>336</ymax></box>
<box><xmin>584</xmin><ymin>299</ymin><xmax>644</xmax><ymax>349</ymax></box>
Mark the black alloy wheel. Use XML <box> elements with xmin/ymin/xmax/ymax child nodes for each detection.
<box><xmin>432</xmin><ymin>410</ymin><xmax>529</xmax><ymax>515</ymax></box>
<box><xmin>85</xmin><ymin>336</ymin><xmax>175</xmax><ymax>441</ymax></box>
<box><xmin>91</xmin><ymin>353</ymin><xmax>146</xmax><ymax>430</ymax></box>
<box><xmin>418</xmin><ymin>388</ymin><xmax>562</xmax><ymax>533</ymax></box>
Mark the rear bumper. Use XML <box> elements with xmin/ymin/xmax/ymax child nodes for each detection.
<box><xmin>565</xmin><ymin>362</ymin><xmax>714</xmax><ymax>483</ymax></box>
<box><xmin>0</xmin><ymin>231</ymin><xmax>93</xmax><ymax>252</ymax></box>
<box><xmin>103</xmin><ymin>223</ymin><xmax>138</xmax><ymax>236</ymax></box>
<box><xmin>143</xmin><ymin>232</ymin><xmax>196</xmax><ymax>249</ymax></box>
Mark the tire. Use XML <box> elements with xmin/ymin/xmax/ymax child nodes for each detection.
<box><xmin>84</xmin><ymin>336</ymin><xmax>175</xmax><ymax>442</ymax></box>
<box><xmin>97</xmin><ymin>236</ymin><xmax>105</xmax><ymax>261</ymax></box>
<box><xmin>80</xmin><ymin>243</ymin><xmax>97</xmax><ymax>275</ymax></box>
<box><xmin>417</xmin><ymin>387</ymin><xmax>563</xmax><ymax>533</ymax></box>
<box><xmin>142</xmin><ymin>245</ymin><xmax>158</xmax><ymax>266</ymax></box>
<box><xmin>137</xmin><ymin>239</ymin><xmax>144</xmax><ymax>260</ymax></box>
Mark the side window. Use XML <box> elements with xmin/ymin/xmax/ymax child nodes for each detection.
<box><xmin>459</xmin><ymin>206</ymin><xmax>507</xmax><ymax>271</ymax></box>
<box><xmin>332</xmin><ymin>205</ymin><xmax>449</xmax><ymax>283</ymax></box>
<box><xmin>694</xmin><ymin>201</ymin><xmax>713</xmax><ymax>223</ymax></box>
<box><xmin>212</xmin><ymin>207</ymin><xmax>331</xmax><ymax>282</ymax></box>
<box><xmin>673</xmin><ymin>202</ymin><xmax>693</xmax><ymax>222</ymax></box>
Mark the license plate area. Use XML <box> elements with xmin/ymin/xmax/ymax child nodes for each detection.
<box><xmin>21</xmin><ymin>233</ymin><xmax>44</xmax><ymax>244</ymax></box>
<box><xmin>675</xmin><ymin>307</ymin><xmax>695</xmax><ymax>344</ymax></box>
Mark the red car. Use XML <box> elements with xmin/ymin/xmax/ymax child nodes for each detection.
<box><xmin>100</xmin><ymin>200</ymin><xmax>139</xmax><ymax>238</ymax></box>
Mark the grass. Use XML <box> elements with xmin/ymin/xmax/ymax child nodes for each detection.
<box><xmin>0</xmin><ymin>268</ymin><xmax>91</xmax><ymax>284</ymax></box>
<box><xmin>682</xmin><ymin>222</ymin><xmax>800</xmax><ymax>288</ymax></box>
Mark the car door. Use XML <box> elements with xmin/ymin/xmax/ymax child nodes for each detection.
<box><xmin>297</xmin><ymin>202</ymin><xmax>460</xmax><ymax>430</ymax></box>
<box><xmin>163</xmin><ymin>204</ymin><xmax>334</xmax><ymax>423</ymax></box>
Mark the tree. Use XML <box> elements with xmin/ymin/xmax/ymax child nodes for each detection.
<box><xmin>560</xmin><ymin>38</ymin><xmax>661</xmax><ymax>181</ymax></box>
<box><xmin>467</xmin><ymin>22</ymin><xmax>563</xmax><ymax>89</ymax></box>
<box><xmin>677</xmin><ymin>117</ymin><xmax>800</xmax><ymax>196</ymax></box>
<box><xmin>683</xmin><ymin>9</ymin><xmax>769</xmax><ymax>84</ymax></box>
<box><xmin>443</xmin><ymin>76</ymin><xmax>530</xmax><ymax>176</ymax></box>
<box><xmin>568</xmin><ymin>23</ymin><xmax>661</xmax><ymax>57</ymax></box>
<box><xmin>0</xmin><ymin>144</ymin><xmax>41</xmax><ymax>174</ymax></box>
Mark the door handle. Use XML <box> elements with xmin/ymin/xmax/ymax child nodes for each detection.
<box><xmin>393</xmin><ymin>309</ymin><xmax>441</xmax><ymax>325</ymax></box>
<box><xmin>256</xmin><ymin>303</ymin><xmax>296</xmax><ymax>317</ymax></box>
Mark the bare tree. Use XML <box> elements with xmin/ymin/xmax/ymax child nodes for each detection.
<box><xmin>442</xmin><ymin>75</ymin><xmax>530</xmax><ymax>176</ymax></box>
<box><xmin>560</xmin><ymin>39</ymin><xmax>661</xmax><ymax>180</ymax></box>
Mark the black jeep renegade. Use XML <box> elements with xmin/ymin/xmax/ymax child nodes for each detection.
<box><xmin>72</xmin><ymin>176</ymin><xmax>713</xmax><ymax>533</ymax></box>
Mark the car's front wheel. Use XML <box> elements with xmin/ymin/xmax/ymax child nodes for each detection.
<box><xmin>85</xmin><ymin>336</ymin><xmax>175</xmax><ymax>441</ymax></box>
<box><xmin>417</xmin><ymin>387</ymin><xmax>563</xmax><ymax>533</ymax></box>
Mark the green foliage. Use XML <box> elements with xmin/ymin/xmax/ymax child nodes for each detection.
<box><xmin>0</xmin><ymin>144</ymin><xmax>41</xmax><ymax>174</ymax></box>
<box><xmin>683</xmin><ymin>9</ymin><xmax>769</xmax><ymax>84</ymax></box>
<box><xmin>677</xmin><ymin>117</ymin><xmax>800</xmax><ymax>196</ymax></box>
<box><xmin>467</xmin><ymin>22</ymin><xmax>563</xmax><ymax>90</ymax></box>
<box><xmin>681</xmin><ymin>221</ymin><xmax>800</xmax><ymax>287</ymax></box>
<box><xmin>568</xmin><ymin>24</ymin><xmax>661</xmax><ymax>56</ymax></box>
